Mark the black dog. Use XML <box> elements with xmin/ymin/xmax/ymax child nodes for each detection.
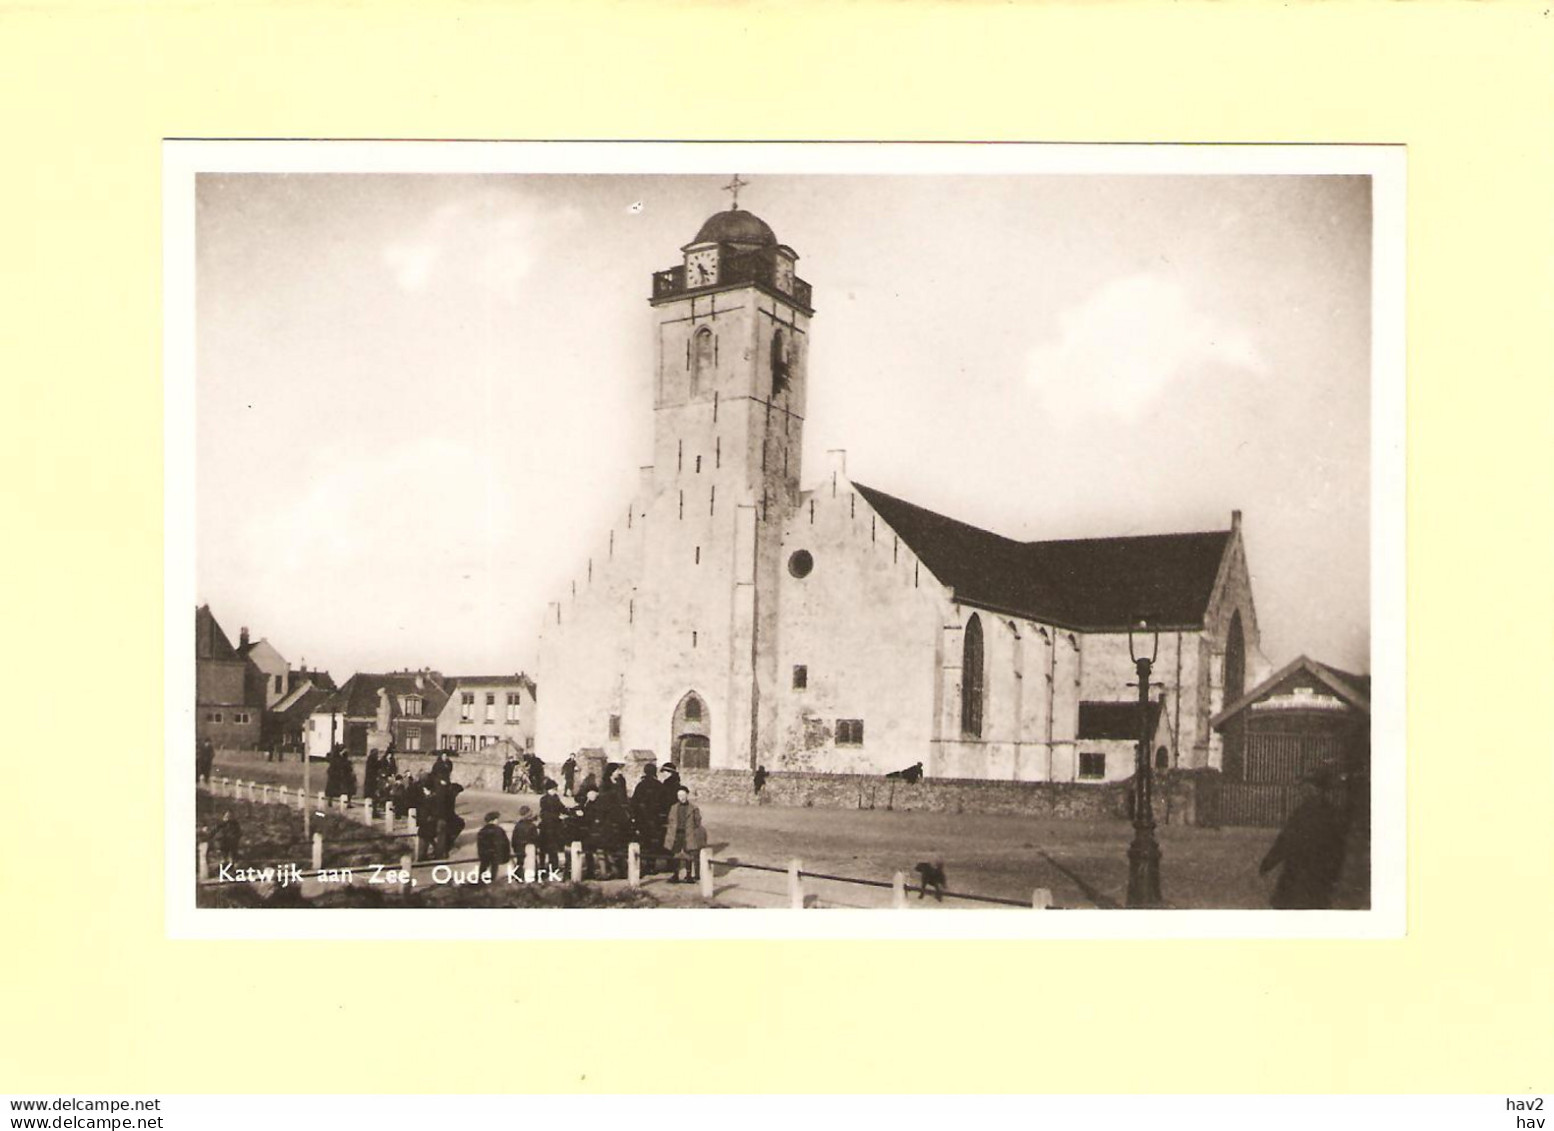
<box><xmin>914</xmin><ymin>860</ymin><xmax>946</xmax><ymax>902</ymax></box>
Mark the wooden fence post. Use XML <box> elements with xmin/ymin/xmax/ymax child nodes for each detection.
<box><xmin>360</xmin><ymin>797</ymin><xmax>373</xmax><ymax>824</ymax></box>
<box><xmin>311</xmin><ymin>831</ymin><xmax>323</xmax><ymax>871</ymax></box>
<box><xmin>892</xmin><ymin>871</ymin><xmax>907</xmax><ymax>909</ymax></box>
<box><xmin>627</xmin><ymin>843</ymin><xmax>640</xmax><ymax>888</ymax></box>
<box><xmin>317</xmin><ymin>790</ymin><xmax>326</xmax><ymax>809</ymax></box>
<box><xmin>338</xmin><ymin>793</ymin><xmax>349</xmax><ymax>813</ymax></box>
<box><xmin>198</xmin><ymin>842</ymin><xmax>209</xmax><ymax>881</ymax></box>
<box><xmin>569</xmin><ymin>841</ymin><xmax>584</xmax><ymax>883</ymax></box>
<box><xmin>399</xmin><ymin>854</ymin><xmax>414</xmax><ymax>896</ymax></box>
<box><xmin>217</xmin><ymin>777</ymin><xmax>226</xmax><ymax>796</ymax></box>
<box><xmin>385</xmin><ymin>802</ymin><xmax>396</xmax><ymax>832</ymax></box>
<box><xmin>698</xmin><ymin>848</ymin><xmax>713</xmax><ymax>899</ymax></box>
<box><xmin>788</xmin><ymin>859</ymin><xmax>804</xmax><ymax>909</ymax></box>
<box><xmin>523</xmin><ymin>843</ymin><xmax>537</xmax><ymax>884</ymax></box>
<box><xmin>1032</xmin><ymin>887</ymin><xmax>1053</xmax><ymax>910</ymax></box>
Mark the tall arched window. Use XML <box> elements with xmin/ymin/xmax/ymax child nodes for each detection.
<box><xmin>1225</xmin><ymin>611</ymin><xmax>1246</xmax><ymax>704</ymax></box>
<box><xmin>771</xmin><ymin>328</ymin><xmax>790</xmax><ymax>395</ymax></box>
<box><xmin>690</xmin><ymin>327</ymin><xmax>714</xmax><ymax>396</ymax></box>
<box><xmin>961</xmin><ymin>613</ymin><xmax>985</xmax><ymax>738</ymax></box>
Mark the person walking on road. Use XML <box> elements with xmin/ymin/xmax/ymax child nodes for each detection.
<box><xmin>1259</xmin><ymin>767</ymin><xmax>1350</xmax><ymax>910</ymax></box>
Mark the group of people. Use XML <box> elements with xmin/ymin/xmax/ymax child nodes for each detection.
<box><xmin>500</xmin><ymin>751</ymin><xmax>549</xmax><ymax>795</ymax></box>
<box><xmin>361</xmin><ymin>746</ymin><xmax>402</xmax><ymax>802</ymax></box>
<box><xmin>472</xmin><ymin>760</ymin><xmax>707</xmax><ymax>886</ymax></box>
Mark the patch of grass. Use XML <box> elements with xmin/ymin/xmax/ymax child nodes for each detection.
<box><xmin>196</xmin><ymin>791</ymin><xmax>661</xmax><ymax>908</ymax></box>
<box><xmin>197</xmin><ymin>792</ymin><xmax>404</xmax><ymax>872</ymax></box>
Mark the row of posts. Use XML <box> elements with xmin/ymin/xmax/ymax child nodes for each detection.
<box><xmin>197</xmin><ymin>831</ymin><xmax>714</xmax><ymax>898</ymax></box>
<box><xmin>202</xmin><ymin>777</ymin><xmax>1052</xmax><ymax>908</ymax></box>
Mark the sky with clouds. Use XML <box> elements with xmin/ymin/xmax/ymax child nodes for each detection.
<box><xmin>196</xmin><ymin>171</ymin><xmax>1371</xmax><ymax>680</ymax></box>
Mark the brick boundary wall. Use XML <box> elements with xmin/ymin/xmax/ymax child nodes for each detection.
<box><xmin>678</xmin><ymin>767</ymin><xmax>1219</xmax><ymax>826</ymax></box>
<box><xmin>386</xmin><ymin>752</ymin><xmax>1218</xmax><ymax>826</ymax></box>
<box><xmin>397</xmin><ymin>750</ymin><xmax>516</xmax><ymax>794</ymax></box>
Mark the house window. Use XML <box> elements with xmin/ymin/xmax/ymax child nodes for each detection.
<box><xmin>480</xmin><ymin>735</ymin><xmax>494</xmax><ymax>748</ymax></box>
<box><xmin>1155</xmin><ymin>746</ymin><xmax>1170</xmax><ymax>771</ymax></box>
<box><xmin>460</xmin><ymin>692</ymin><xmax>474</xmax><ymax>722</ymax></box>
<box><xmin>273</xmin><ymin>674</ymin><xmax>283</xmax><ymax>694</ymax></box>
<box><xmin>684</xmin><ymin>696</ymin><xmax>702</xmax><ymax>722</ymax></box>
<box><xmin>485</xmin><ymin>693</ymin><xmax>496</xmax><ymax>723</ymax></box>
<box><xmin>609</xmin><ymin>714</ymin><xmax>621</xmax><ymax>739</ymax></box>
<box><xmin>961</xmin><ymin>613</ymin><xmax>985</xmax><ymax>738</ymax></box>
<box><xmin>405</xmin><ymin>730</ymin><xmax>421</xmax><ymax>752</ymax></box>
<box><xmin>506</xmin><ymin>693</ymin><xmax>521</xmax><ymax>723</ymax></box>
<box><xmin>836</xmin><ymin>719</ymin><xmax>864</xmax><ymax>746</ymax></box>
<box><xmin>1079</xmin><ymin>752</ymin><xmax>1106</xmax><ymax>780</ymax></box>
<box><xmin>792</xmin><ymin>665</ymin><xmax>807</xmax><ymax>690</ymax></box>
<box><xmin>403</xmin><ymin>696</ymin><xmax>422</xmax><ymax>717</ymax></box>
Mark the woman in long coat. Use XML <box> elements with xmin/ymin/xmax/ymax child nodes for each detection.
<box><xmin>538</xmin><ymin>780</ymin><xmax>570</xmax><ymax>871</ymax></box>
<box><xmin>662</xmin><ymin>787</ymin><xmax>706</xmax><ymax>884</ymax></box>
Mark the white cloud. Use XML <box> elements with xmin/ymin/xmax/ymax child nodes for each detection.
<box><xmin>382</xmin><ymin>191</ymin><xmax>581</xmax><ymax>298</ymax></box>
<box><xmin>1026</xmin><ymin>273</ymin><xmax>1266</xmax><ymax>420</ymax></box>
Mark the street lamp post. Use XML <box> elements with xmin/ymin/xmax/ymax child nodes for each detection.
<box><xmin>1127</xmin><ymin>619</ymin><xmax>1164</xmax><ymax>908</ymax></box>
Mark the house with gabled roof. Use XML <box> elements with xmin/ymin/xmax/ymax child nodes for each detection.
<box><xmin>435</xmin><ymin>674</ymin><xmax>537</xmax><ymax>754</ymax></box>
<box><xmin>536</xmin><ymin>202</ymin><xmax>1267</xmax><ymax>783</ymax></box>
<box><xmin>305</xmin><ymin>670</ymin><xmax>450</xmax><ymax>761</ymax></box>
<box><xmin>195</xmin><ymin>604</ymin><xmax>265</xmax><ymax>750</ymax></box>
<box><xmin>1211</xmin><ymin>655</ymin><xmax>1370</xmax><ymax>785</ymax></box>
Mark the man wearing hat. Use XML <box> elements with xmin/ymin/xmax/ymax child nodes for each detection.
<box><xmin>632</xmin><ymin>764</ymin><xmax>665</xmax><ymax>872</ymax></box>
<box><xmin>1259</xmin><ymin>765</ymin><xmax>1349</xmax><ymax>909</ymax></box>
<box><xmin>655</xmin><ymin>763</ymin><xmax>681</xmax><ymax>874</ymax></box>
<box><xmin>476</xmin><ymin>810</ymin><xmax>511</xmax><ymax>883</ymax></box>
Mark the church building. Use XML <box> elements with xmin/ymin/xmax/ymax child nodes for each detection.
<box><xmin>536</xmin><ymin>200</ymin><xmax>1262</xmax><ymax>783</ymax></box>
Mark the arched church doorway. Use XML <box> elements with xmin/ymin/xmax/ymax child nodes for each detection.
<box><xmin>670</xmin><ymin>691</ymin><xmax>711</xmax><ymax>769</ymax></box>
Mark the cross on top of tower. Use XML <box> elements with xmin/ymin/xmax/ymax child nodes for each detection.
<box><xmin>721</xmin><ymin>173</ymin><xmax>749</xmax><ymax>210</ymax></box>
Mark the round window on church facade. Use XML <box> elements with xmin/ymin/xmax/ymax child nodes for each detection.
<box><xmin>788</xmin><ymin>550</ymin><xmax>814</xmax><ymax>578</ymax></box>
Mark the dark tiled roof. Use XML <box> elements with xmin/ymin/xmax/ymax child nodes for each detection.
<box><xmin>1078</xmin><ymin>700</ymin><xmax>1165</xmax><ymax>741</ymax></box>
<box><xmin>195</xmin><ymin>605</ymin><xmax>238</xmax><ymax>661</ymax></box>
<box><xmin>275</xmin><ymin>685</ymin><xmax>330</xmax><ymax>724</ymax></box>
<box><xmin>853</xmin><ymin>483</ymin><xmax>1230</xmax><ymax>630</ymax></box>
<box><xmin>322</xmin><ymin>673</ymin><xmax>450</xmax><ymax>719</ymax></box>
<box><xmin>294</xmin><ymin>668</ymin><xmax>336</xmax><ymax>692</ymax></box>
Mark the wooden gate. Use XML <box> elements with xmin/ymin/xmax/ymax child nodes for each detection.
<box><xmin>1214</xmin><ymin>782</ymin><xmax>1299</xmax><ymax>827</ymax></box>
<box><xmin>1246</xmin><ymin>732</ymin><xmax>1342</xmax><ymax>784</ymax></box>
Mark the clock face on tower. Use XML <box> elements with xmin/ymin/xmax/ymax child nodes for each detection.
<box><xmin>685</xmin><ymin>248</ymin><xmax>719</xmax><ymax>288</ymax></box>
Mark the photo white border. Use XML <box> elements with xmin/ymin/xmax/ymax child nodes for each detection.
<box><xmin>164</xmin><ymin>140</ymin><xmax>1406</xmax><ymax>941</ymax></box>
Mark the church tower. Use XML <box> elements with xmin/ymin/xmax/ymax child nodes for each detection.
<box><xmin>648</xmin><ymin>199</ymin><xmax>813</xmax><ymax>510</ymax></box>
<box><xmin>616</xmin><ymin>192</ymin><xmax>815</xmax><ymax>770</ymax></box>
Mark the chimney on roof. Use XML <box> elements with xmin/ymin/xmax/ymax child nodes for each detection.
<box><xmin>239</xmin><ymin>626</ymin><xmax>250</xmax><ymax>647</ymax></box>
<box><xmin>415</xmin><ymin>671</ymin><xmax>425</xmax><ymax>690</ymax></box>
<box><xmin>1231</xmin><ymin>509</ymin><xmax>1242</xmax><ymax>531</ymax></box>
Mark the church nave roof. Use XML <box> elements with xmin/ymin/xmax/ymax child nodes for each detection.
<box><xmin>852</xmin><ymin>482</ymin><xmax>1232</xmax><ymax>632</ymax></box>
